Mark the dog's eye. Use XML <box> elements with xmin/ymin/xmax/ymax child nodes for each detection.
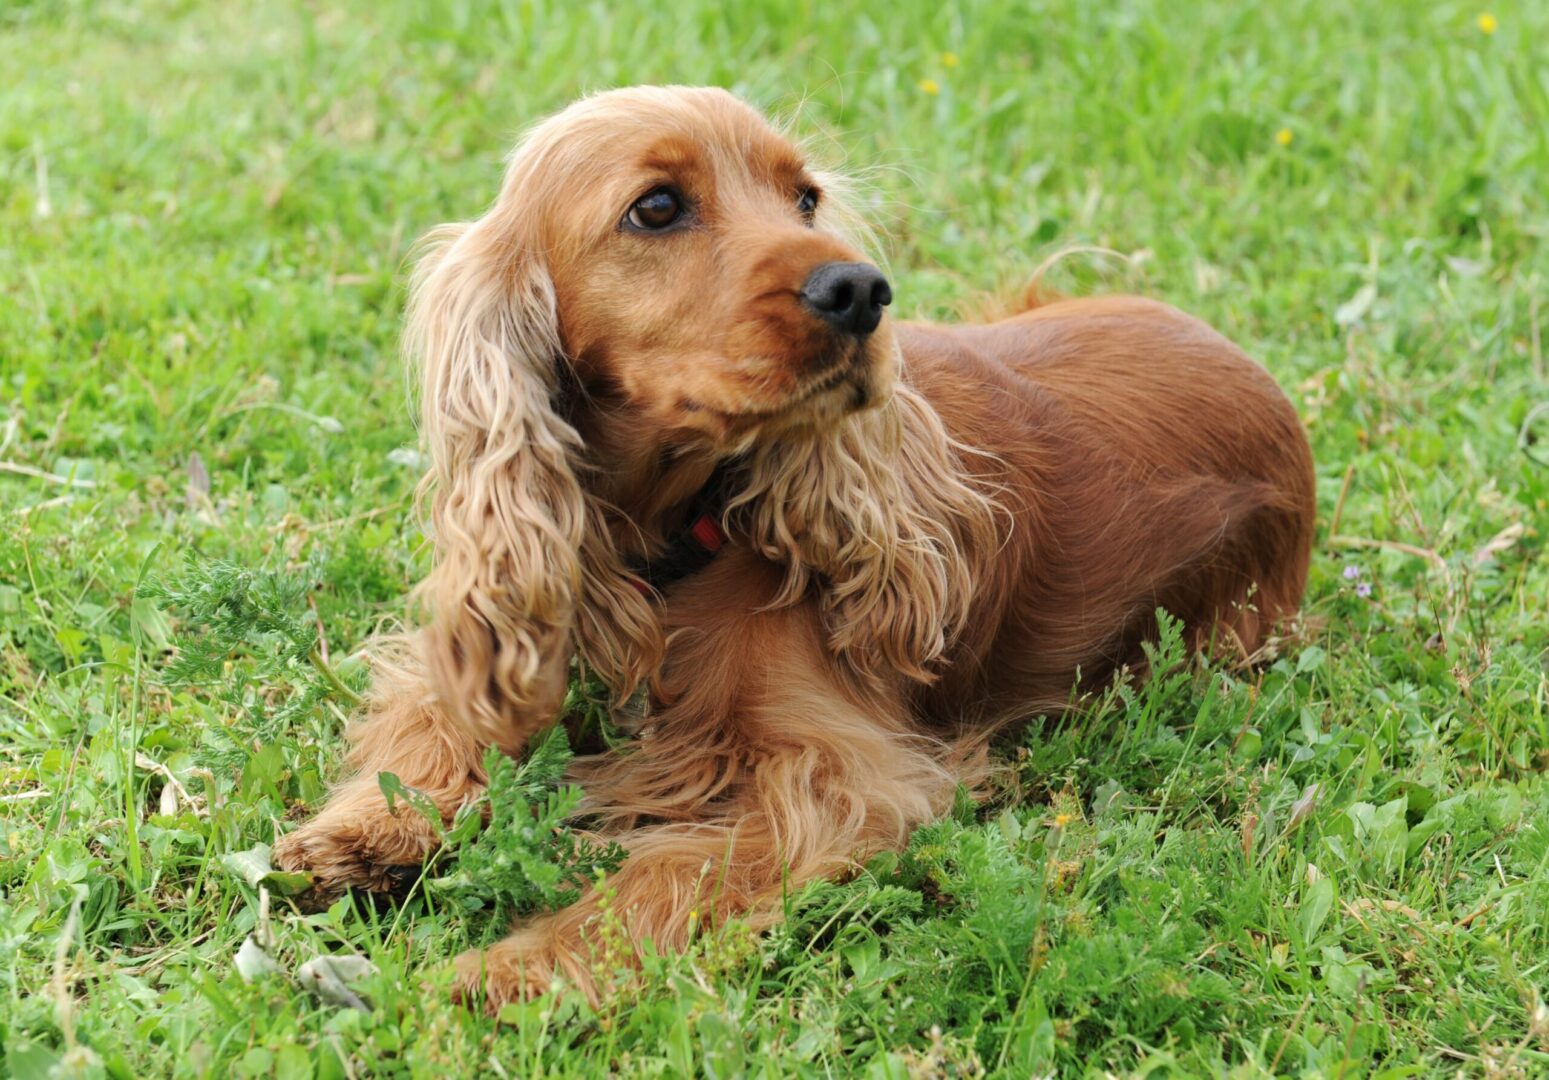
<box><xmin>627</xmin><ymin>188</ymin><xmax>684</xmax><ymax>231</ymax></box>
<box><xmin>796</xmin><ymin>187</ymin><xmax>819</xmax><ymax>222</ymax></box>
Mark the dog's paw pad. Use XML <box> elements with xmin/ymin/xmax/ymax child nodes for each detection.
<box><xmin>385</xmin><ymin>864</ymin><xmax>423</xmax><ymax>894</ymax></box>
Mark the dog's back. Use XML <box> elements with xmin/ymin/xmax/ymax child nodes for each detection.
<box><xmin>897</xmin><ymin>296</ymin><xmax>1315</xmax><ymax>718</ymax></box>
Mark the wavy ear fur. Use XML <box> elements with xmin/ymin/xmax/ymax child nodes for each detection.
<box><xmin>716</xmin><ymin>145</ymin><xmax>1002</xmax><ymax>682</ymax></box>
<box><xmin>729</xmin><ymin>382</ymin><xmax>1003</xmax><ymax>684</ymax></box>
<box><xmin>407</xmin><ymin>213</ymin><xmax>659</xmax><ymax>754</ymax></box>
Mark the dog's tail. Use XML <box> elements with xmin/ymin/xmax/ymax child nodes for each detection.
<box><xmin>1013</xmin><ymin>275</ymin><xmax>1064</xmax><ymax>314</ymax></box>
<box><xmin>973</xmin><ymin>244</ymin><xmax>1135</xmax><ymax>321</ymax></box>
<box><xmin>956</xmin><ymin>279</ymin><xmax>1060</xmax><ymax>323</ymax></box>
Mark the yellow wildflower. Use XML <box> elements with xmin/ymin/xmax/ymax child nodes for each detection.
<box><xmin>1275</xmin><ymin>128</ymin><xmax>1293</xmax><ymax>147</ymax></box>
<box><xmin>919</xmin><ymin>78</ymin><xmax>940</xmax><ymax>96</ymax></box>
<box><xmin>1477</xmin><ymin>13</ymin><xmax>1497</xmax><ymax>34</ymax></box>
<box><xmin>942</xmin><ymin>52</ymin><xmax>960</xmax><ymax>68</ymax></box>
<box><xmin>1053</xmin><ymin>813</ymin><xmax>1074</xmax><ymax>828</ymax></box>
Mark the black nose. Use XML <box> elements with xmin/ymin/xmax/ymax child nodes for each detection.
<box><xmin>799</xmin><ymin>262</ymin><xmax>892</xmax><ymax>337</ymax></box>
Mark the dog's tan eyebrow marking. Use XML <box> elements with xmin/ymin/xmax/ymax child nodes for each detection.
<box><xmin>636</xmin><ymin>135</ymin><xmax>705</xmax><ymax>176</ymax></box>
<box><xmin>749</xmin><ymin>142</ymin><xmax>809</xmax><ymax>188</ymax></box>
<box><xmin>774</xmin><ymin>153</ymin><xmax>809</xmax><ymax>180</ymax></box>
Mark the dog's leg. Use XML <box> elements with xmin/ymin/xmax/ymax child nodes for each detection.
<box><xmin>451</xmin><ymin>582</ymin><xmax>962</xmax><ymax>1009</ymax></box>
<box><xmin>274</xmin><ymin>647</ymin><xmax>487</xmax><ymax>900</ymax></box>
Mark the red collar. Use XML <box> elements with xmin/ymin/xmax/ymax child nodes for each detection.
<box><xmin>626</xmin><ymin>470</ymin><xmax>731</xmax><ymax>595</ymax></box>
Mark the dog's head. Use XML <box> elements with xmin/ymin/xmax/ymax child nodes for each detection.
<box><xmin>429</xmin><ymin>85</ymin><xmax>895</xmax><ymax>461</ymax></box>
<box><xmin>528</xmin><ymin>86</ymin><xmax>896</xmax><ymax>443</ymax></box>
<box><xmin>409</xmin><ymin>87</ymin><xmax>991</xmax><ymax>749</ymax></box>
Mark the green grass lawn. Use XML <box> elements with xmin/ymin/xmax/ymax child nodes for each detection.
<box><xmin>3</xmin><ymin>0</ymin><xmax>1547</xmax><ymax>1075</ymax></box>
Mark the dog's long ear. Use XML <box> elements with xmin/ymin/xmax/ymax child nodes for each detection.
<box><xmin>726</xmin><ymin>157</ymin><xmax>1004</xmax><ymax>685</ymax></box>
<box><xmin>407</xmin><ymin>214</ymin><xmax>659</xmax><ymax>754</ymax></box>
<box><xmin>732</xmin><ymin>383</ymin><xmax>1004</xmax><ymax>685</ymax></box>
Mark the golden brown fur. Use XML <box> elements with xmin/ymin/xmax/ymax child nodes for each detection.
<box><xmin>274</xmin><ymin>86</ymin><xmax>1315</xmax><ymax>1009</ymax></box>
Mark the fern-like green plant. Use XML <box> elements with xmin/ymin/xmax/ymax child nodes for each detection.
<box><xmin>427</xmin><ymin>728</ymin><xmax>627</xmax><ymax>928</ymax></box>
<box><xmin>140</xmin><ymin>556</ymin><xmax>364</xmax><ymax>772</ymax></box>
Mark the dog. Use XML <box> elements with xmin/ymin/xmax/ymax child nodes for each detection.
<box><xmin>274</xmin><ymin>85</ymin><xmax>1316</xmax><ymax>1009</ymax></box>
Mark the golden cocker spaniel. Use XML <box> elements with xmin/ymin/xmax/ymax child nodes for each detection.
<box><xmin>275</xmin><ymin>85</ymin><xmax>1315</xmax><ymax>1009</ymax></box>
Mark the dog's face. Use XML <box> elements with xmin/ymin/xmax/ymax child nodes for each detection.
<box><xmin>513</xmin><ymin>86</ymin><xmax>897</xmax><ymax>446</ymax></box>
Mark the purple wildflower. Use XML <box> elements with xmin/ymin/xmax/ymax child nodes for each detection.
<box><xmin>1356</xmin><ymin>582</ymin><xmax>1372</xmax><ymax>598</ymax></box>
<box><xmin>1343</xmin><ymin>564</ymin><xmax>1361</xmax><ymax>580</ymax></box>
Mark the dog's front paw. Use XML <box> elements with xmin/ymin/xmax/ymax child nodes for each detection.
<box><xmin>273</xmin><ymin>778</ymin><xmax>456</xmax><ymax>907</ymax></box>
<box><xmin>451</xmin><ymin>926</ymin><xmax>598</xmax><ymax>1014</ymax></box>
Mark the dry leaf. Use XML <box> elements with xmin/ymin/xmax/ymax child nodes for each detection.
<box><xmin>297</xmin><ymin>955</ymin><xmax>377</xmax><ymax>1011</ymax></box>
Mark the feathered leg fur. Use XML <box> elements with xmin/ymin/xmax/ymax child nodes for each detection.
<box><xmin>274</xmin><ymin>648</ymin><xmax>487</xmax><ymax>895</ymax></box>
<box><xmin>452</xmin><ymin>552</ymin><xmax>962</xmax><ymax>1008</ymax></box>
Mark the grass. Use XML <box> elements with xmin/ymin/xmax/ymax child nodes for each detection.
<box><xmin>2</xmin><ymin>0</ymin><xmax>1547</xmax><ymax>1075</ymax></box>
